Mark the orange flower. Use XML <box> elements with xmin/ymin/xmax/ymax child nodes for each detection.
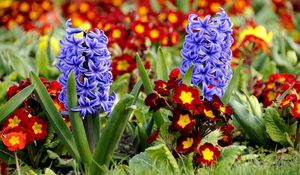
<box><xmin>292</xmin><ymin>100</ymin><xmax>300</xmax><ymax>118</ymax></box>
<box><xmin>2</xmin><ymin>132</ymin><xmax>27</xmax><ymax>151</ymax></box>
<box><xmin>280</xmin><ymin>94</ymin><xmax>297</xmax><ymax>107</ymax></box>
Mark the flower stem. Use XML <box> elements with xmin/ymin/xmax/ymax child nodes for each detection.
<box><xmin>14</xmin><ymin>152</ymin><xmax>21</xmax><ymax>175</ymax></box>
<box><xmin>295</xmin><ymin>119</ymin><xmax>300</xmax><ymax>146</ymax></box>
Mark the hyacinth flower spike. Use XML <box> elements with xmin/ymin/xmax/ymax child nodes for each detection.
<box><xmin>180</xmin><ymin>9</ymin><xmax>234</xmax><ymax>100</ymax></box>
<box><xmin>57</xmin><ymin>19</ymin><xmax>115</xmax><ymax>118</ymax></box>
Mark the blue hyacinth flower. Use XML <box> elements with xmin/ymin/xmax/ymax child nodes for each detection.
<box><xmin>57</xmin><ymin>19</ymin><xmax>115</xmax><ymax>118</ymax></box>
<box><xmin>180</xmin><ymin>9</ymin><xmax>234</xmax><ymax>100</ymax></box>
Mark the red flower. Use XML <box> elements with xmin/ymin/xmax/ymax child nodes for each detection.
<box><xmin>173</xmin><ymin>84</ymin><xmax>201</xmax><ymax>111</ymax></box>
<box><xmin>218</xmin><ymin>124</ymin><xmax>234</xmax><ymax>147</ymax></box>
<box><xmin>201</xmin><ymin>103</ymin><xmax>218</xmax><ymax>120</ymax></box>
<box><xmin>169</xmin><ymin>67</ymin><xmax>181</xmax><ymax>80</ymax></box>
<box><xmin>2</xmin><ymin>132</ymin><xmax>27</xmax><ymax>151</ymax></box>
<box><xmin>195</xmin><ymin>143</ymin><xmax>220</xmax><ymax>166</ymax></box>
<box><xmin>280</xmin><ymin>94</ymin><xmax>297</xmax><ymax>107</ymax></box>
<box><xmin>212</xmin><ymin>95</ymin><xmax>233</xmax><ymax>118</ymax></box>
<box><xmin>131</xmin><ymin>21</ymin><xmax>147</xmax><ymax>35</ymax></box>
<box><xmin>2</xmin><ymin>109</ymin><xmax>29</xmax><ymax>129</ymax></box>
<box><xmin>292</xmin><ymin>100</ymin><xmax>300</xmax><ymax>118</ymax></box>
<box><xmin>112</xmin><ymin>54</ymin><xmax>136</xmax><ymax>77</ymax></box>
<box><xmin>47</xmin><ymin>80</ymin><xmax>62</xmax><ymax>96</ymax></box>
<box><xmin>154</xmin><ymin>80</ymin><xmax>169</xmax><ymax>96</ymax></box>
<box><xmin>144</xmin><ymin>93</ymin><xmax>166</xmax><ymax>112</ymax></box>
<box><xmin>28</xmin><ymin>116</ymin><xmax>48</xmax><ymax>140</ymax></box>
<box><xmin>262</xmin><ymin>90</ymin><xmax>279</xmax><ymax>107</ymax></box>
<box><xmin>171</xmin><ymin>110</ymin><xmax>195</xmax><ymax>135</ymax></box>
<box><xmin>147</xmin><ymin>27</ymin><xmax>162</xmax><ymax>43</ymax></box>
<box><xmin>176</xmin><ymin>134</ymin><xmax>200</xmax><ymax>154</ymax></box>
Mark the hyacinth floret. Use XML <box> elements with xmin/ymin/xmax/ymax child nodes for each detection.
<box><xmin>57</xmin><ymin>19</ymin><xmax>115</xmax><ymax>118</ymax></box>
<box><xmin>180</xmin><ymin>9</ymin><xmax>234</xmax><ymax>100</ymax></box>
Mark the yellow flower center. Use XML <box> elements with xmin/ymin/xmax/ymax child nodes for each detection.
<box><xmin>16</xmin><ymin>15</ymin><xmax>24</xmax><ymax>23</ymax></box>
<box><xmin>68</xmin><ymin>4</ymin><xmax>77</xmax><ymax>13</ymax></box>
<box><xmin>202</xmin><ymin>148</ymin><xmax>214</xmax><ymax>161</ymax></box>
<box><xmin>168</xmin><ymin>13</ymin><xmax>178</xmax><ymax>23</ymax></box>
<box><xmin>210</xmin><ymin>2</ymin><xmax>221</xmax><ymax>13</ymax></box>
<box><xmin>182</xmin><ymin>138</ymin><xmax>193</xmax><ymax>149</ymax></box>
<box><xmin>117</xmin><ymin>60</ymin><xmax>130</xmax><ymax>71</ymax></box>
<box><xmin>219</xmin><ymin>106</ymin><xmax>226</xmax><ymax>113</ymax></box>
<box><xmin>29</xmin><ymin>11</ymin><xmax>39</xmax><ymax>20</ymax></box>
<box><xmin>112</xmin><ymin>29</ymin><xmax>122</xmax><ymax>39</ymax></box>
<box><xmin>8</xmin><ymin>116</ymin><xmax>21</xmax><ymax>128</ymax></box>
<box><xmin>279</xmin><ymin>77</ymin><xmax>286</xmax><ymax>82</ymax></box>
<box><xmin>296</xmin><ymin>104</ymin><xmax>300</xmax><ymax>114</ymax></box>
<box><xmin>112</xmin><ymin>0</ymin><xmax>123</xmax><ymax>7</ymax></box>
<box><xmin>204</xmin><ymin>109</ymin><xmax>215</xmax><ymax>119</ymax></box>
<box><xmin>150</xmin><ymin>29</ymin><xmax>159</xmax><ymax>39</ymax></box>
<box><xmin>239</xmin><ymin>26</ymin><xmax>272</xmax><ymax>46</ymax></box>
<box><xmin>162</xmin><ymin>37</ymin><xmax>168</xmax><ymax>45</ymax></box>
<box><xmin>267</xmin><ymin>91</ymin><xmax>277</xmax><ymax>101</ymax></box>
<box><xmin>20</xmin><ymin>2</ymin><xmax>29</xmax><ymax>12</ymax></box>
<box><xmin>80</xmin><ymin>3</ymin><xmax>89</xmax><ymax>13</ymax></box>
<box><xmin>135</xmin><ymin>24</ymin><xmax>145</xmax><ymax>34</ymax></box>
<box><xmin>198</xmin><ymin>0</ymin><xmax>207</xmax><ymax>7</ymax></box>
<box><xmin>9</xmin><ymin>136</ymin><xmax>20</xmax><ymax>146</ymax></box>
<box><xmin>138</xmin><ymin>6</ymin><xmax>149</xmax><ymax>16</ymax></box>
<box><xmin>179</xmin><ymin>91</ymin><xmax>194</xmax><ymax>104</ymax></box>
<box><xmin>42</xmin><ymin>1</ymin><xmax>51</xmax><ymax>10</ymax></box>
<box><xmin>177</xmin><ymin>114</ymin><xmax>191</xmax><ymax>128</ymax></box>
<box><xmin>32</xmin><ymin>122</ymin><xmax>43</xmax><ymax>134</ymax></box>
<box><xmin>267</xmin><ymin>82</ymin><xmax>275</xmax><ymax>89</ymax></box>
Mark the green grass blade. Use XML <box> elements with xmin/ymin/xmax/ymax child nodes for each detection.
<box><xmin>157</xmin><ymin>47</ymin><xmax>168</xmax><ymax>81</ymax></box>
<box><xmin>29</xmin><ymin>72</ymin><xmax>80</xmax><ymax>160</ymax></box>
<box><xmin>136</xmin><ymin>53</ymin><xmax>153</xmax><ymax>95</ymax></box>
<box><xmin>136</xmin><ymin>53</ymin><xmax>165</xmax><ymax>127</ymax></box>
<box><xmin>175</xmin><ymin>0</ymin><xmax>189</xmax><ymax>13</ymax></box>
<box><xmin>89</xmin><ymin>95</ymin><xmax>134</xmax><ymax>175</ymax></box>
<box><xmin>0</xmin><ymin>85</ymin><xmax>34</xmax><ymax>124</ymax></box>
<box><xmin>67</xmin><ymin>71</ymin><xmax>92</xmax><ymax>166</ymax></box>
<box><xmin>222</xmin><ymin>61</ymin><xmax>243</xmax><ymax>105</ymax></box>
<box><xmin>182</xmin><ymin>65</ymin><xmax>193</xmax><ymax>85</ymax></box>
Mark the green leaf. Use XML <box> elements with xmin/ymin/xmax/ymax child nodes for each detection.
<box><xmin>264</xmin><ymin>108</ymin><xmax>293</xmax><ymax>147</ymax></box>
<box><xmin>175</xmin><ymin>0</ymin><xmax>189</xmax><ymax>13</ymax></box>
<box><xmin>146</xmin><ymin>144</ymin><xmax>180</xmax><ymax>174</ymax></box>
<box><xmin>67</xmin><ymin>71</ymin><xmax>92</xmax><ymax>166</ymax></box>
<box><xmin>136</xmin><ymin>53</ymin><xmax>165</xmax><ymax>127</ymax></box>
<box><xmin>29</xmin><ymin>72</ymin><xmax>80</xmax><ymax>160</ymax></box>
<box><xmin>89</xmin><ymin>95</ymin><xmax>134</xmax><ymax>175</ymax></box>
<box><xmin>45</xmin><ymin>168</ymin><xmax>57</xmax><ymax>175</ymax></box>
<box><xmin>182</xmin><ymin>65</ymin><xmax>193</xmax><ymax>85</ymax></box>
<box><xmin>156</xmin><ymin>47</ymin><xmax>168</xmax><ymax>81</ymax></box>
<box><xmin>0</xmin><ymin>85</ymin><xmax>34</xmax><ymax>124</ymax></box>
<box><xmin>216</xmin><ymin>145</ymin><xmax>246</xmax><ymax>170</ymax></box>
<box><xmin>150</xmin><ymin>0</ymin><xmax>160</xmax><ymax>12</ymax></box>
<box><xmin>222</xmin><ymin>61</ymin><xmax>243</xmax><ymax>105</ymax></box>
<box><xmin>200</xmin><ymin>129</ymin><xmax>223</xmax><ymax>145</ymax></box>
<box><xmin>136</xmin><ymin>53</ymin><xmax>153</xmax><ymax>95</ymax></box>
<box><xmin>229</xmin><ymin>99</ymin><xmax>269</xmax><ymax>146</ymax></box>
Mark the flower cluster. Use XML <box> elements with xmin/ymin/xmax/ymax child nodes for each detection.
<box><xmin>57</xmin><ymin>19</ymin><xmax>115</xmax><ymax>118</ymax></box>
<box><xmin>180</xmin><ymin>9</ymin><xmax>234</xmax><ymax>100</ymax></box>
<box><xmin>145</xmin><ymin>68</ymin><xmax>234</xmax><ymax>166</ymax></box>
<box><xmin>0</xmin><ymin>0</ymin><xmax>58</xmax><ymax>34</ymax></box>
<box><xmin>253</xmin><ymin>73</ymin><xmax>300</xmax><ymax>118</ymax></box>
<box><xmin>0</xmin><ymin>78</ymin><xmax>62</xmax><ymax>152</ymax></box>
<box><xmin>196</xmin><ymin>0</ymin><xmax>252</xmax><ymax>15</ymax></box>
